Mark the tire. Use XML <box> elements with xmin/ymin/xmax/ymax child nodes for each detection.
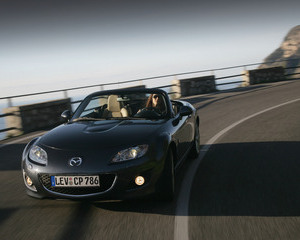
<box><xmin>189</xmin><ymin>122</ymin><xmax>200</xmax><ymax>159</ymax></box>
<box><xmin>156</xmin><ymin>149</ymin><xmax>175</xmax><ymax>201</ymax></box>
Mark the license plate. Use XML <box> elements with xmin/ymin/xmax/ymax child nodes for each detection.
<box><xmin>50</xmin><ymin>176</ymin><xmax>100</xmax><ymax>187</ymax></box>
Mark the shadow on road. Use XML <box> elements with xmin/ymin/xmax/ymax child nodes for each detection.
<box><xmin>58</xmin><ymin>201</ymin><xmax>93</xmax><ymax>240</ymax></box>
<box><xmin>0</xmin><ymin>208</ymin><xmax>18</xmax><ymax>225</ymax></box>
<box><xmin>0</xmin><ymin>143</ymin><xmax>26</xmax><ymax>171</ymax></box>
<box><xmin>189</xmin><ymin>141</ymin><xmax>300</xmax><ymax>217</ymax></box>
<box><xmin>93</xmin><ymin>198</ymin><xmax>176</xmax><ymax>215</ymax></box>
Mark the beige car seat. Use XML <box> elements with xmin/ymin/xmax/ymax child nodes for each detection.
<box><xmin>102</xmin><ymin>95</ymin><xmax>128</xmax><ymax>118</ymax></box>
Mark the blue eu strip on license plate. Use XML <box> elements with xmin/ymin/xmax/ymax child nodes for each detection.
<box><xmin>51</xmin><ymin>176</ymin><xmax>56</xmax><ymax>186</ymax></box>
<box><xmin>50</xmin><ymin>176</ymin><xmax>100</xmax><ymax>187</ymax></box>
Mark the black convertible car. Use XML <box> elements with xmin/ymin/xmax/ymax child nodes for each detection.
<box><xmin>22</xmin><ymin>88</ymin><xmax>200</xmax><ymax>200</ymax></box>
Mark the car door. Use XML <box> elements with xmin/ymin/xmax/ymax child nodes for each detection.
<box><xmin>173</xmin><ymin>104</ymin><xmax>194</xmax><ymax>160</ymax></box>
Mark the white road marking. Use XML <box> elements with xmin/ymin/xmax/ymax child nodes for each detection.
<box><xmin>174</xmin><ymin>98</ymin><xmax>300</xmax><ymax>240</ymax></box>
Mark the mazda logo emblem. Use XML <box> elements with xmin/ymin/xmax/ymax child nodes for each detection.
<box><xmin>69</xmin><ymin>157</ymin><xmax>83</xmax><ymax>167</ymax></box>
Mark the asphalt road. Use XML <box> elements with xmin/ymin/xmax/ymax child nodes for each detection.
<box><xmin>0</xmin><ymin>80</ymin><xmax>300</xmax><ymax>240</ymax></box>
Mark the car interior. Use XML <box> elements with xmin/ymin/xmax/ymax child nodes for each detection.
<box><xmin>78</xmin><ymin>93</ymin><xmax>169</xmax><ymax>119</ymax></box>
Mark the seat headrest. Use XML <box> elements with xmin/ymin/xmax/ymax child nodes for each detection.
<box><xmin>107</xmin><ymin>95</ymin><xmax>121</xmax><ymax>112</ymax></box>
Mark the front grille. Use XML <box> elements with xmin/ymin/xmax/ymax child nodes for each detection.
<box><xmin>39</xmin><ymin>174</ymin><xmax>116</xmax><ymax>195</ymax></box>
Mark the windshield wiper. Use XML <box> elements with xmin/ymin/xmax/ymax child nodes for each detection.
<box><xmin>72</xmin><ymin>117</ymin><xmax>161</xmax><ymax>122</ymax></box>
<box><xmin>71</xmin><ymin>117</ymin><xmax>105</xmax><ymax>122</ymax></box>
<box><xmin>104</xmin><ymin>117</ymin><xmax>149</xmax><ymax>120</ymax></box>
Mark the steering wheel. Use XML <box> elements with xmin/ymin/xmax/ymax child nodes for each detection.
<box><xmin>134</xmin><ymin>107</ymin><xmax>162</xmax><ymax>118</ymax></box>
<box><xmin>142</xmin><ymin>107</ymin><xmax>161</xmax><ymax>114</ymax></box>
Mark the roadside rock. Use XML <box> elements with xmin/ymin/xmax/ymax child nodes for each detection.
<box><xmin>260</xmin><ymin>25</ymin><xmax>300</xmax><ymax>78</ymax></box>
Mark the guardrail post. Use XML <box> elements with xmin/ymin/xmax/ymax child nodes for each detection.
<box><xmin>100</xmin><ymin>85</ymin><xmax>104</xmax><ymax>91</ymax></box>
<box><xmin>7</xmin><ymin>97</ymin><xmax>13</xmax><ymax>107</ymax></box>
<box><xmin>63</xmin><ymin>90</ymin><xmax>68</xmax><ymax>98</ymax></box>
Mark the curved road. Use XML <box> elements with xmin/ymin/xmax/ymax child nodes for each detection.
<box><xmin>0</xmin><ymin>80</ymin><xmax>300</xmax><ymax>240</ymax></box>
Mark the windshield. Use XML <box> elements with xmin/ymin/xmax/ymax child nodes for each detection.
<box><xmin>74</xmin><ymin>92</ymin><xmax>168</xmax><ymax>121</ymax></box>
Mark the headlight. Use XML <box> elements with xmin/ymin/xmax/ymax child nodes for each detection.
<box><xmin>29</xmin><ymin>145</ymin><xmax>48</xmax><ymax>165</ymax></box>
<box><xmin>112</xmin><ymin>145</ymin><xmax>148</xmax><ymax>163</ymax></box>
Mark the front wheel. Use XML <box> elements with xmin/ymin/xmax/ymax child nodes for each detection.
<box><xmin>156</xmin><ymin>149</ymin><xmax>175</xmax><ymax>201</ymax></box>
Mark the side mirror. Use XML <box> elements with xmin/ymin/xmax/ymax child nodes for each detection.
<box><xmin>179</xmin><ymin>106</ymin><xmax>193</xmax><ymax>117</ymax></box>
<box><xmin>61</xmin><ymin>110</ymin><xmax>72</xmax><ymax>122</ymax></box>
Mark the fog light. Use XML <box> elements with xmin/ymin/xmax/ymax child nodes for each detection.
<box><xmin>26</xmin><ymin>176</ymin><xmax>33</xmax><ymax>186</ymax></box>
<box><xmin>23</xmin><ymin>171</ymin><xmax>37</xmax><ymax>192</ymax></box>
<box><xmin>135</xmin><ymin>176</ymin><xmax>145</xmax><ymax>186</ymax></box>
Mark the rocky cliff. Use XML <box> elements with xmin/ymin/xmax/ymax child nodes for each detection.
<box><xmin>259</xmin><ymin>25</ymin><xmax>300</xmax><ymax>78</ymax></box>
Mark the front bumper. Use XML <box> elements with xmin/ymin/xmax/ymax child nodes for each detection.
<box><xmin>22</xmin><ymin>156</ymin><xmax>164</xmax><ymax>200</ymax></box>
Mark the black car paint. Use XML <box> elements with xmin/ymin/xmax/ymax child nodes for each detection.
<box><xmin>21</xmin><ymin>88</ymin><xmax>199</xmax><ymax>200</ymax></box>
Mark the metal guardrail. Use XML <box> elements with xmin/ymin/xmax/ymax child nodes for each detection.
<box><xmin>0</xmin><ymin>127</ymin><xmax>19</xmax><ymax>134</ymax></box>
<box><xmin>0</xmin><ymin>113</ymin><xmax>17</xmax><ymax>133</ymax></box>
<box><xmin>1</xmin><ymin>59</ymin><xmax>299</xmax><ymax>137</ymax></box>
<box><xmin>1</xmin><ymin>58</ymin><xmax>299</xmax><ymax>107</ymax></box>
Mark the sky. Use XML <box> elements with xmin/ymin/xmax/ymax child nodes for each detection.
<box><xmin>0</xmin><ymin>0</ymin><xmax>299</xmax><ymax>98</ymax></box>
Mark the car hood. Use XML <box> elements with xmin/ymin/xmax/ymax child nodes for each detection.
<box><xmin>38</xmin><ymin>119</ymin><xmax>166</xmax><ymax>150</ymax></box>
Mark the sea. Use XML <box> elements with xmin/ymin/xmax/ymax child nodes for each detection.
<box><xmin>0</xmin><ymin>103</ymin><xmax>7</xmax><ymax>140</ymax></box>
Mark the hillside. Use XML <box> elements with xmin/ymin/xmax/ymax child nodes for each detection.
<box><xmin>259</xmin><ymin>25</ymin><xmax>300</xmax><ymax>78</ymax></box>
